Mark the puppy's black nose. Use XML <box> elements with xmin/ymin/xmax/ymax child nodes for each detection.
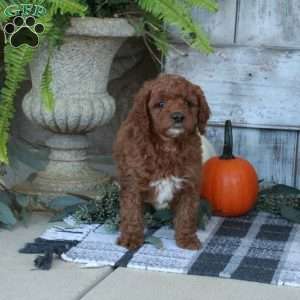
<box><xmin>171</xmin><ymin>112</ymin><xmax>185</xmax><ymax>123</ymax></box>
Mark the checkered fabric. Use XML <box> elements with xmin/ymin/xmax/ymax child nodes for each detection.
<box><xmin>38</xmin><ymin>212</ymin><xmax>300</xmax><ymax>286</ymax></box>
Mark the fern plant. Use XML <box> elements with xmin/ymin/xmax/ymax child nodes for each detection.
<box><xmin>0</xmin><ymin>0</ymin><xmax>218</xmax><ymax>164</ymax></box>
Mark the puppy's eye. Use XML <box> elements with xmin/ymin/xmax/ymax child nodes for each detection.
<box><xmin>185</xmin><ymin>99</ymin><xmax>194</xmax><ymax>107</ymax></box>
<box><xmin>159</xmin><ymin>100</ymin><xmax>165</xmax><ymax>108</ymax></box>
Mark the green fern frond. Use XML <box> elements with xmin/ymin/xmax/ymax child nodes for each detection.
<box><xmin>0</xmin><ymin>1</ymin><xmax>9</xmax><ymax>12</ymax></box>
<box><xmin>48</xmin><ymin>15</ymin><xmax>72</xmax><ymax>48</ymax></box>
<box><xmin>148</xmin><ymin>29</ymin><xmax>169</xmax><ymax>55</ymax></box>
<box><xmin>136</xmin><ymin>0</ymin><xmax>214</xmax><ymax>53</ymax></box>
<box><xmin>6</xmin><ymin>0</ymin><xmax>25</xmax><ymax>3</ymax></box>
<box><xmin>41</xmin><ymin>58</ymin><xmax>54</xmax><ymax>111</ymax></box>
<box><xmin>46</xmin><ymin>0</ymin><xmax>87</xmax><ymax>16</ymax></box>
<box><xmin>0</xmin><ymin>45</ymin><xmax>35</xmax><ymax>163</ymax></box>
<box><xmin>136</xmin><ymin>13</ymin><xmax>170</xmax><ymax>55</ymax></box>
<box><xmin>183</xmin><ymin>0</ymin><xmax>219</xmax><ymax>12</ymax></box>
<box><xmin>0</xmin><ymin>1</ymin><xmax>10</xmax><ymax>22</ymax></box>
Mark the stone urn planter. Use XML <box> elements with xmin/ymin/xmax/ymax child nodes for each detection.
<box><xmin>21</xmin><ymin>18</ymin><xmax>136</xmax><ymax>193</ymax></box>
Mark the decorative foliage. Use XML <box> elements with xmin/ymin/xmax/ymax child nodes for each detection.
<box><xmin>280</xmin><ymin>205</ymin><xmax>300</xmax><ymax>224</ymax></box>
<box><xmin>88</xmin><ymin>0</ymin><xmax>219</xmax><ymax>60</ymax></box>
<box><xmin>0</xmin><ymin>197</ymin><xmax>17</xmax><ymax>227</ymax></box>
<box><xmin>87</xmin><ymin>0</ymin><xmax>133</xmax><ymax>17</ymax></box>
<box><xmin>72</xmin><ymin>182</ymin><xmax>121</xmax><ymax>226</ymax></box>
<box><xmin>135</xmin><ymin>0</ymin><xmax>217</xmax><ymax>54</ymax></box>
<box><xmin>256</xmin><ymin>184</ymin><xmax>300</xmax><ymax>223</ymax></box>
<box><xmin>40</xmin><ymin>58</ymin><xmax>54</xmax><ymax>111</ymax></box>
<box><xmin>72</xmin><ymin>181</ymin><xmax>212</xmax><ymax>230</ymax></box>
<box><xmin>184</xmin><ymin>0</ymin><xmax>218</xmax><ymax>11</ymax></box>
<box><xmin>0</xmin><ymin>180</ymin><xmax>31</xmax><ymax>228</ymax></box>
<box><xmin>0</xmin><ymin>45</ymin><xmax>35</xmax><ymax>163</ymax></box>
<box><xmin>46</xmin><ymin>0</ymin><xmax>87</xmax><ymax>15</ymax></box>
<box><xmin>145</xmin><ymin>236</ymin><xmax>163</xmax><ymax>249</ymax></box>
<box><xmin>48</xmin><ymin>195</ymin><xmax>84</xmax><ymax>210</ymax></box>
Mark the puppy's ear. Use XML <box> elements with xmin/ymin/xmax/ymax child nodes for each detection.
<box><xmin>128</xmin><ymin>81</ymin><xmax>152</xmax><ymax>135</ymax></box>
<box><xmin>194</xmin><ymin>86</ymin><xmax>210</xmax><ymax>135</ymax></box>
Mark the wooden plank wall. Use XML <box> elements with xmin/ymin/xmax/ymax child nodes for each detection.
<box><xmin>237</xmin><ymin>0</ymin><xmax>300</xmax><ymax>48</ymax></box>
<box><xmin>206</xmin><ymin>126</ymin><xmax>298</xmax><ymax>186</ymax></box>
<box><xmin>166</xmin><ymin>0</ymin><xmax>300</xmax><ymax>187</ymax></box>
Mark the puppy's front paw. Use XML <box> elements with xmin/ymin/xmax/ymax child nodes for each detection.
<box><xmin>117</xmin><ymin>233</ymin><xmax>144</xmax><ymax>250</ymax></box>
<box><xmin>176</xmin><ymin>235</ymin><xmax>201</xmax><ymax>250</ymax></box>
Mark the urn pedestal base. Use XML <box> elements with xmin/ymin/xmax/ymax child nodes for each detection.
<box><xmin>30</xmin><ymin>135</ymin><xmax>107</xmax><ymax>193</ymax></box>
<box><xmin>12</xmin><ymin>135</ymin><xmax>111</xmax><ymax>195</ymax></box>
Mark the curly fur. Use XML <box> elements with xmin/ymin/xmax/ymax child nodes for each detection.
<box><xmin>113</xmin><ymin>74</ymin><xmax>210</xmax><ymax>250</ymax></box>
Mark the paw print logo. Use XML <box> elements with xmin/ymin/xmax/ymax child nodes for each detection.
<box><xmin>3</xmin><ymin>16</ymin><xmax>44</xmax><ymax>48</ymax></box>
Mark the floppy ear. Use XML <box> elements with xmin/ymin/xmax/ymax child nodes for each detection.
<box><xmin>194</xmin><ymin>86</ymin><xmax>210</xmax><ymax>135</ymax></box>
<box><xmin>127</xmin><ymin>81</ymin><xmax>152</xmax><ymax>137</ymax></box>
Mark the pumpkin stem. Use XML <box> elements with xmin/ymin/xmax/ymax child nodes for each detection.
<box><xmin>220</xmin><ymin>120</ymin><xmax>235</xmax><ymax>159</ymax></box>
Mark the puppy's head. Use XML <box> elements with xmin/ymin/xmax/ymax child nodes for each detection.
<box><xmin>136</xmin><ymin>74</ymin><xmax>210</xmax><ymax>139</ymax></box>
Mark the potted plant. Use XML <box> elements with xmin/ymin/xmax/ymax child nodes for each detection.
<box><xmin>0</xmin><ymin>0</ymin><xmax>218</xmax><ymax>193</ymax></box>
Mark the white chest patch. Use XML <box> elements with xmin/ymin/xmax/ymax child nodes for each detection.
<box><xmin>150</xmin><ymin>176</ymin><xmax>185</xmax><ymax>209</ymax></box>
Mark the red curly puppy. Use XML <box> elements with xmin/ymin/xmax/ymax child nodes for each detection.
<box><xmin>113</xmin><ymin>74</ymin><xmax>210</xmax><ymax>250</ymax></box>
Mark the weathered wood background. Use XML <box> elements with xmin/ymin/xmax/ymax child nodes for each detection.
<box><xmin>166</xmin><ymin>0</ymin><xmax>300</xmax><ymax>187</ymax></box>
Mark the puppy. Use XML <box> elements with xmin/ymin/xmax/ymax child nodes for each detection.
<box><xmin>113</xmin><ymin>74</ymin><xmax>210</xmax><ymax>250</ymax></box>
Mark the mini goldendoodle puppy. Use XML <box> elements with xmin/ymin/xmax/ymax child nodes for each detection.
<box><xmin>113</xmin><ymin>74</ymin><xmax>210</xmax><ymax>250</ymax></box>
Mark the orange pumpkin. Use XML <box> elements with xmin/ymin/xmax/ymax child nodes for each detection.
<box><xmin>201</xmin><ymin>120</ymin><xmax>258</xmax><ymax>216</ymax></box>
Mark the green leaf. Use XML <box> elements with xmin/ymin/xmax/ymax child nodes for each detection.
<box><xmin>183</xmin><ymin>0</ymin><xmax>219</xmax><ymax>12</ymax></box>
<box><xmin>0</xmin><ymin>1</ymin><xmax>10</xmax><ymax>22</ymax></box>
<box><xmin>47</xmin><ymin>0</ymin><xmax>87</xmax><ymax>16</ymax></box>
<box><xmin>199</xmin><ymin>198</ymin><xmax>212</xmax><ymax>217</ymax></box>
<box><xmin>0</xmin><ymin>191</ymin><xmax>12</xmax><ymax>206</ymax></box>
<box><xmin>0</xmin><ymin>201</ymin><xmax>17</xmax><ymax>226</ymax></box>
<box><xmin>41</xmin><ymin>58</ymin><xmax>55</xmax><ymax>111</ymax></box>
<box><xmin>7</xmin><ymin>136</ymin><xmax>49</xmax><ymax>171</ymax></box>
<box><xmin>49</xmin><ymin>204</ymin><xmax>82</xmax><ymax>222</ymax></box>
<box><xmin>86</xmin><ymin>202</ymin><xmax>98</xmax><ymax>214</ymax></box>
<box><xmin>0</xmin><ymin>178</ymin><xmax>7</xmax><ymax>190</ymax></box>
<box><xmin>68</xmin><ymin>192</ymin><xmax>96</xmax><ymax>202</ymax></box>
<box><xmin>153</xmin><ymin>209</ymin><xmax>172</xmax><ymax>223</ymax></box>
<box><xmin>197</xmin><ymin>198</ymin><xmax>212</xmax><ymax>229</ymax></box>
<box><xmin>136</xmin><ymin>0</ymin><xmax>214</xmax><ymax>53</ymax></box>
<box><xmin>0</xmin><ymin>44</ymin><xmax>35</xmax><ymax>163</ymax></box>
<box><xmin>49</xmin><ymin>195</ymin><xmax>84</xmax><ymax>210</ymax></box>
<box><xmin>16</xmin><ymin>194</ymin><xmax>30</xmax><ymax>208</ymax></box>
<box><xmin>280</xmin><ymin>205</ymin><xmax>300</xmax><ymax>223</ymax></box>
<box><xmin>270</xmin><ymin>184</ymin><xmax>300</xmax><ymax>195</ymax></box>
<box><xmin>19</xmin><ymin>207</ymin><xmax>31</xmax><ymax>227</ymax></box>
<box><xmin>102</xmin><ymin>223</ymin><xmax>118</xmax><ymax>234</ymax></box>
<box><xmin>145</xmin><ymin>236</ymin><xmax>164</xmax><ymax>249</ymax></box>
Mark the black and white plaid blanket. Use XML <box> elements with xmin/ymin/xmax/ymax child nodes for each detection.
<box><xmin>33</xmin><ymin>212</ymin><xmax>300</xmax><ymax>287</ymax></box>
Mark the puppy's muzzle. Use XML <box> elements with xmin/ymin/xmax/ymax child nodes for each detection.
<box><xmin>171</xmin><ymin>112</ymin><xmax>185</xmax><ymax>124</ymax></box>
